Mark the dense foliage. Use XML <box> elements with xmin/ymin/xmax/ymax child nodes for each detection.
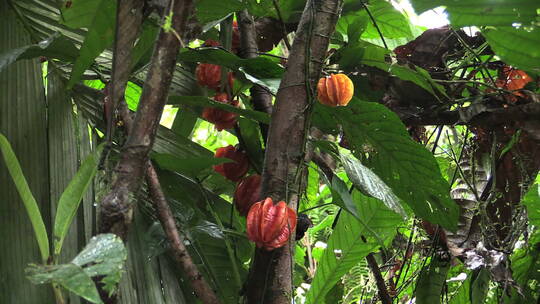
<box><xmin>0</xmin><ymin>0</ymin><xmax>539</xmax><ymax>303</ymax></box>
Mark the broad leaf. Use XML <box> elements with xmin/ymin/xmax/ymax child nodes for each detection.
<box><xmin>27</xmin><ymin>234</ymin><xmax>127</xmax><ymax>303</ymax></box>
<box><xmin>305</xmin><ymin>192</ymin><xmax>402</xmax><ymax>304</ymax></box>
<box><xmin>360</xmin><ymin>0</ymin><xmax>413</xmax><ymax>39</ymax></box>
<box><xmin>0</xmin><ymin>133</ymin><xmax>49</xmax><ymax>261</ymax></box>
<box><xmin>168</xmin><ymin>95</ymin><xmax>271</xmax><ymax>124</ymax></box>
<box><xmin>411</xmin><ymin>0</ymin><xmax>540</xmax><ymax>27</ymax></box>
<box><xmin>482</xmin><ymin>27</ymin><xmax>540</xmax><ymax>74</ymax></box>
<box><xmin>341</xmin><ymin>153</ymin><xmax>407</xmax><ymax>217</ymax></box>
<box><xmin>195</xmin><ymin>0</ymin><xmax>246</xmax><ymax>23</ymax></box>
<box><xmin>415</xmin><ymin>255</ymin><xmax>450</xmax><ymax>304</ymax></box>
<box><xmin>523</xmin><ymin>183</ymin><xmax>540</xmax><ymax>226</ymax></box>
<box><xmin>67</xmin><ymin>0</ymin><xmax>116</xmax><ymax>88</ymax></box>
<box><xmin>335</xmin><ymin>101</ymin><xmax>459</xmax><ymax>231</ymax></box>
<box><xmin>0</xmin><ymin>33</ymin><xmax>78</xmax><ymax>73</ymax></box>
<box><xmin>53</xmin><ymin>144</ymin><xmax>103</xmax><ymax>259</ymax></box>
<box><xmin>470</xmin><ymin>268</ymin><xmax>490</xmax><ymax>304</ymax></box>
<box><xmin>27</xmin><ymin>263</ymin><xmax>102</xmax><ymax>304</ymax></box>
<box><xmin>152</xmin><ymin>153</ymin><xmax>231</xmax><ymax>179</ymax></box>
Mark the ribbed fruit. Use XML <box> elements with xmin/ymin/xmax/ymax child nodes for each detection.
<box><xmin>213</xmin><ymin>145</ymin><xmax>249</xmax><ymax>182</ymax></box>
<box><xmin>317</xmin><ymin>73</ymin><xmax>354</xmax><ymax>107</ymax></box>
<box><xmin>246</xmin><ymin>198</ymin><xmax>297</xmax><ymax>251</ymax></box>
<box><xmin>234</xmin><ymin>175</ymin><xmax>262</xmax><ymax>216</ymax></box>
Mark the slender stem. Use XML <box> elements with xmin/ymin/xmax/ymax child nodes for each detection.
<box><xmin>360</xmin><ymin>0</ymin><xmax>388</xmax><ymax>49</ymax></box>
<box><xmin>366</xmin><ymin>253</ymin><xmax>392</xmax><ymax>304</ymax></box>
<box><xmin>52</xmin><ymin>284</ymin><xmax>65</xmax><ymax>304</ymax></box>
<box><xmin>196</xmin><ymin>180</ymin><xmax>242</xmax><ymax>288</ymax></box>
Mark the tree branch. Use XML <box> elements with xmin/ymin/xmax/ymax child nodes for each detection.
<box><xmin>403</xmin><ymin>102</ymin><xmax>540</xmax><ymax>126</ymax></box>
<box><xmin>366</xmin><ymin>253</ymin><xmax>392</xmax><ymax>304</ymax></box>
<box><xmin>98</xmin><ymin>0</ymin><xmax>194</xmax><ymax>239</ymax></box>
<box><xmin>146</xmin><ymin>165</ymin><xmax>221</xmax><ymax>304</ymax></box>
<box><xmin>246</xmin><ymin>0</ymin><xmax>342</xmax><ymax>303</ymax></box>
<box><xmin>237</xmin><ymin>9</ymin><xmax>273</xmax><ymax>143</ymax></box>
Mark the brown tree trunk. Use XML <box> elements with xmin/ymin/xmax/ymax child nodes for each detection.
<box><xmin>246</xmin><ymin>0</ymin><xmax>342</xmax><ymax>303</ymax></box>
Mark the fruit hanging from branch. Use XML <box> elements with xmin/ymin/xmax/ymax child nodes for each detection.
<box><xmin>234</xmin><ymin>174</ymin><xmax>262</xmax><ymax>216</ymax></box>
<box><xmin>246</xmin><ymin>197</ymin><xmax>297</xmax><ymax>251</ymax></box>
<box><xmin>213</xmin><ymin>145</ymin><xmax>249</xmax><ymax>182</ymax></box>
<box><xmin>202</xmin><ymin>93</ymin><xmax>239</xmax><ymax>131</ymax></box>
<box><xmin>317</xmin><ymin>73</ymin><xmax>354</xmax><ymax>107</ymax></box>
<box><xmin>195</xmin><ymin>63</ymin><xmax>234</xmax><ymax>91</ymax></box>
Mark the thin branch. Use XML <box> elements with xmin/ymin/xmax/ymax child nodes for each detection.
<box><xmin>360</xmin><ymin>0</ymin><xmax>388</xmax><ymax>49</ymax></box>
<box><xmin>98</xmin><ymin>0</ymin><xmax>194</xmax><ymax>238</ymax></box>
<box><xmin>366</xmin><ymin>253</ymin><xmax>392</xmax><ymax>304</ymax></box>
<box><xmin>238</xmin><ymin>9</ymin><xmax>273</xmax><ymax>144</ymax></box>
<box><xmin>146</xmin><ymin>165</ymin><xmax>221</xmax><ymax>304</ymax></box>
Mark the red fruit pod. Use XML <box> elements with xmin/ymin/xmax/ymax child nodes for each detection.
<box><xmin>195</xmin><ymin>63</ymin><xmax>235</xmax><ymax>91</ymax></box>
<box><xmin>202</xmin><ymin>93</ymin><xmax>239</xmax><ymax>131</ymax></box>
<box><xmin>232</xmin><ymin>20</ymin><xmax>240</xmax><ymax>54</ymax></box>
<box><xmin>246</xmin><ymin>198</ymin><xmax>297</xmax><ymax>251</ymax></box>
<box><xmin>317</xmin><ymin>73</ymin><xmax>354</xmax><ymax>107</ymax></box>
<box><xmin>203</xmin><ymin>39</ymin><xmax>221</xmax><ymax>47</ymax></box>
<box><xmin>213</xmin><ymin>145</ymin><xmax>249</xmax><ymax>182</ymax></box>
<box><xmin>234</xmin><ymin>175</ymin><xmax>262</xmax><ymax>216</ymax></box>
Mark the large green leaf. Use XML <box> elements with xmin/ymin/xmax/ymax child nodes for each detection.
<box><xmin>415</xmin><ymin>255</ymin><xmax>450</xmax><ymax>304</ymax></box>
<box><xmin>0</xmin><ymin>33</ymin><xmax>78</xmax><ymax>73</ymax></box>
<box><xmin>27</xmin><ymin>234</ymin><xmax>127</xmax><ymax>303</ymax></box>
<box><xmin>334</xmin><ymin>101</ymin><xmax>459</xmax><ymax>231</ymax></box>
<box><xmin>305</xmin><ymin>192</ymin><xmax>402</xmax><ymax>304</ymax></box>
<box><xmin>410</xmin><ymin>0</ymin><xmax>540</xmax><ymax>27</ymax></box>
<box><xmin>482</xmin><ymin>27</ymin><xmax>540</xmax><ymax>74</ymax></box>
<box><xmin>195</xmin><ymin>0</ymin><xmax>246</xmax><ymax>23</ymax></box>
<box><xmin>152</xmin><ymin>153</ymin><xmax>231</xmax><ymax>179</ymax></box>
<box><xmin>66</xmin><ymin>0</ymin><xmax>116</xmax><ymax>88</ymax></box>
<box><xmin>168</xmin><ymin>95</ymin><xmax>271</xmax><ymax>124</ymax></box>
<box><xmin>470</xmin><ymin>268</ymin><xmax>490</xmax><ymax>304</ymax></box>
<box><xmin>53</xmin><ymin>144</ymin><xmax>103</xmax><ymax>259</ymax></box>
<box><xmin>27</xmin><ymin>263</ymin><xmax>102</xmax><ymax>304</ymax></box>
<box><xmin>0</xmin><ymin>133</ymin><xmax>49</xmax><ymax>262</ymax></box>
<box><xmin>341</xmin><ymin>153</ymin><xmax>407</xmax><ymax>217</ymax></box>
<box><xmin>360</xmin><ymin>0</ymin><xmax>413</xmax><ymax>39</ymax></box>
<box><xmin>523</xmin><ymin>183</ymin><xmax>540</xmax><ymax>226</ymax></box>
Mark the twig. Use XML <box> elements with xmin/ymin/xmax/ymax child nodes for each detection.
<box><xmin>98</xmin><ymin>0</ymin><xmax>195</xmax><ymax>240</ymax></box>
<box><xmin>366</xmin><ymin>253</ymin><xmax>393</xmax><ymax>304</ymax></box>
<box><xmin>146</xmin><ymin>165</ymin><xmax>221</xmax><ymax>304</ymax></box>
<box><xmin>271</xmin><ymin>0</ymin><xmax>292</xmax><ymax>51</ymax></box>
<box><xmin>360</xmin><ymin>0</ymin><xmax>388</xmax><ymax>49</ymax></box>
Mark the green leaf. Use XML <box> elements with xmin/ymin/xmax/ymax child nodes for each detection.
<box><xmin>360</xmin><ymin>0</ymin><xmax>413</xmax><ymax>39</ymax></box>
<box><xmin>410</xmin><ymin>0</ymin><xmax>540</xmax><ymax>27</ymax></box>
<box><xmin>131</xmin><ymin>22</ymin><xmax>159</xmax><ymax>72</ymax></box>
<box><xmin>168</xmin><ymin>95</ymin><xmax>271</xmax><ymax>124</ymax></box>
<box><xmin>238</xmin><ymin>117</ymin><xmax>264</xmax><ymax>171</ymax></box>
<box><xmin>0</xmin><ymin>33</ymin><xmax>78</xmax><ymax>73</ymax></box>
<box><xmin>195</xmin><ymin>0</ymin><xmax>246</xmax><ymax>23</ymax></box>
<box><xmin>0</xmin><ymin>132</ymin><xmax>49</xmax><ymax>262</ymax></box>
<box><xmin>329</xmin><ymin>175</ymin><xmax>360</xmax><ymax>220</ymax></box>
<box><xmin>305</xmin><ymin>192</ymin><xmax>402</xmax><ymax>304</ymax></box>
<box><xmin>341</xmin><ymin>153</ymin><xmax>407</xmax><ymax>217</ymax></box>
<box><xmin>482</xmin><ymin>27</ymin><xmax>540</xmax><ymax>74</ymax></box>
<box><xmin>178</xmin><ymin>48</ymin><xmax>284</xmax><ymax>89</ymax></box>
<box><xmin>152</xmin><ymin>153</ymin><xmax>231</xmax><ymax>179</ymax></box>
<box><xmin>27</xmin><ymin>263</ymin><xmax>102</xmax><ymax>304</ymax></box>
<box><xmin>61</xmin><ymin>0</ymin><xmax>104</xmax><ymax>29</ymax></box>
<box><xmin>415</xmin><ymin>255</ymin><xmax>450</xmax><ymax>304</ymax></box>
<box><xmin>53</xmin><ymin>144</ymin><xmax>103</xmax><ymax>259</ymax></box>
<box><xmin>71</xmin><ymin>234</ymin><xmax>127</xmax><ymax>293</ymax></box>
<box><xmin>470</xmin><ymin>268</ymin><xmax>490</xmax><ymax>304</ymax></box>
<box><xmin>67</xmin><ymin>0</ymin><xmax>116</xmax><ymax>89</ymax></box>
<box><xmin>335</xmin><ymin>101</ymin><xmax>459</xmax><ymax>231</ymax></box>
<box><xmin>28</xmin><ymin>234</ymin><xmax>126</xmax><ymax>301</ymax></box>
<box><xmin>523</xmin><ymin>183</ymin><xmax>540</xmax><ymax>226</ymax></box>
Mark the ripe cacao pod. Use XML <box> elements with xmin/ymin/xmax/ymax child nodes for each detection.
<box><xmin>202</xmin><ymin>93</ymin><xmax>239</xmax><ymax>131</ymax></box>
<box><xmin>195</xmin><ymin>63</ymin><xmax>234</xmax><ymax>91</ymax></box>
<box><xmin>213</xmin><ymin>145</ymin><xmax>249</xmax><ymax>182</ymax></box>
<box><xmin>234</xmin><ymin>175</ymin><xmax>262</xmax><ymax>216</ymax></box>
<box><xmin>317</xmin><ymin>73</ymin><xmax>354</xmax><ymax>107</ymax></box>
<box><xmin>246</xmin><ymin>197</ymin><xmax>297</xmax><ymax>251</ymax></box>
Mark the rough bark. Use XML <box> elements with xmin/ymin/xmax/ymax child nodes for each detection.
<box><xmin>246</xmin><ymin>0</ymin><xmax>342</xmax><ymax>303</ymax></box>
<box><xmin>237</xmin><ymin>9</ymin><xmax>273</xmax><ymax>143</ymax></box>
<box><xmin>98</xmin><ymin>0</ymin><xmax>194</xmax><ymax>239</ymax></box>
